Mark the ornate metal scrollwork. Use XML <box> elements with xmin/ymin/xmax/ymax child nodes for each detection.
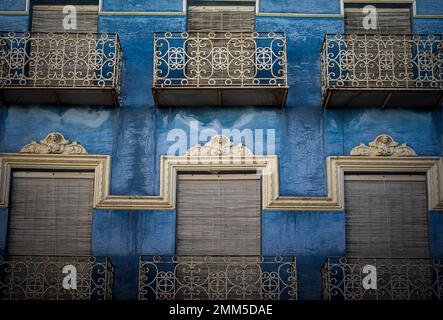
<box><xmin>0</xmin><ymin>255</ymin><xmax>114</xmax><ymax>300</ymax></box>
<box><xmin>0</xmin><ymin>32</ymin><xmax>121</xmax><ymax>92</ymax></box>
<box><xmin>20</xmin><ymin>132</ymin><xmax>88</xmax><ymax>154</ymax></box>
<box><xmin>321</xmin><ymin>34</ymin><xmax>443</xmax><ymax>92</ymax></box>
<box><xmin>322</xmin><ymin>257</ymin><xmax>443</xmax><ymax>300</ymax></box>
<box><xmin>153</xmin><ymin>31</ymin><xmax>287</xmax><ymax>88</ymax></box>
<box><xmin>139</xmin><ymin>255</ymin><xmax>297</xmax><ymax>300</ymax></box>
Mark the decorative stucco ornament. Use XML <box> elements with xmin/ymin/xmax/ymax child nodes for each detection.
<box><xmin>350</xmin><ymin>134</ymin><xmax>416</xmax><ymax>157</ymax></box>
<box><xmin>20</xmin><ymin>132</ymin><xmax>88</xmax><ymax>154</ymax></box>
<box><xmin>186</xmin><ymin>135</ymin><xmax>254</xmax><ymax>157</ymax></box>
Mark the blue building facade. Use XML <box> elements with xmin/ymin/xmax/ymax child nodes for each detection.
<box><xmin>0</xmin><ymin>0</ymin><xmax>442</xmax><ymax>300</ymax></box>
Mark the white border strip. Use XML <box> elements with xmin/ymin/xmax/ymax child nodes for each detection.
<box><xmin>0</xmin><ymin>1</ymin><xmax>441</xmax><ymax>19</ymax></box>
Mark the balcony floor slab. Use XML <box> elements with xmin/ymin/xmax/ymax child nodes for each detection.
<box><xmin>0</xmin><ymin>87</ymin><xmax>120</xmax><ymax>107</ymax></box>
<box><xmin>323</xmin><ymin>88</ymin><xmax>443</xmax><ymax>109</ymax></box>
<box><xmin>153</xmin><ymin>87</ymin><xmax>288</xmax><ymax>108</ymax></box>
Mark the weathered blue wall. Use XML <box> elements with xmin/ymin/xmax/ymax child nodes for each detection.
<box><xmin>429</xmin><ymin>212</ymin><xmax>443</xmax><ymax>257</ymax></box>
<box><xmin>0</xmin><ymin>0</ymin><xmax>26</xmax><ymax>11</ymax></box>
<box><xmin>0</xmin><ymin>208</ymin><xmax>7</xmax><ymax>256</ymax></box>
<box><xmin>0</xmin><ymin>0</ymin><xmax>442</xmax><ymax>300</ymax></box>
<box><xmin>259</xmin><ymin>0</ymin><xmax>341</xmax><ymax>14</ymax></box>
<box><xmin>103</xmin><ymin>0</ymin><xmax>184</xmax><ymax>12</ymax></box>
<box><xmin>262</xmin><ymin>211</ymin><xmax>345</xmax><ymax>300</ymax></box>
<box><xmin>92</xmin><ymin>210</ymin><xmax>176</xmax><ymax>299</ymax></box>
<box><xmin>0</xmin><ymin>15</ymin><xmax>29</xmax><ymax>31</ymax></box>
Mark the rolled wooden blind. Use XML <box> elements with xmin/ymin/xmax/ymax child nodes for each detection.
<box><xmin>344</xmin><ymin>7</ymin><xmax>412</xmax><ymax>88</ymax></box>
<box><xmin>187</xmin><ymin>4</ymin><xmax>256</xmax><ymax>86</ymax></box>
<box><xmin>31</xmin><ymin>5</ymin><xmax>99</xmax><ymax>33</ymax></box>
<box><xmin>7</xmin><ymin>171</ymin><xmax>94</xmax><ymax>256</ymax></box>
<box><xmin>188</xmin><ymin>5</ymin><xmax>255</xmax><ymax>32</ymax></box>
<box><xmin>30</xmin><ymin>5</ymin><xmax>99</xmax><ymax>87</ymax></box>
<box><xmin>345</xmin><ymin>8</ymin><xmax>411</xmax><ymax>34</ymax></box>
<box><xmin>344</xmin><ymin>175</ymin><xmax>429</xmax><ymax>258</ymax></box>
<box><xmin>176</xmin><ymin>175</ymin><xmax>261</xmax><ymax>256</ymax></box>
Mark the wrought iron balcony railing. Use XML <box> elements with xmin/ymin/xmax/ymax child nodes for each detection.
<box><xmin>152</xmin><ymin>32</ymin><xmax>288</xmax><ymax>107</ymax></box>
<box><xmin>321</xmin><ymin>34</ymin><xmax>443</xmax><ymax>108</ymax></box>
<box><xmin>0</xmin><ymin>31</ymin><xmax>122</xmax><ymax>106</ymax></box>
<box><xmin>0</xmin><ymin>255</ymin><xmax>114</xmax><ymax>300</ymax></box>
<box><xmin>322</xmin><ymin>257</ymin><xmax>443</xmax><ymax>300</ymax></box>
<box><xmin>138</xmin><ymin>255</ymin><xmax>297</xmax><ymax>300</ymax></box>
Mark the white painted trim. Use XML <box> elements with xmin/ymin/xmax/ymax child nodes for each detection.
<box><xmin>0</xmin><ymin>2</ymin><xmax>440</xmax><ymax>21</ymax></box>
<box><xmin>342</xmin><ymin>0</ymin><xmax>416</xmax><ymax>17</ymax></box>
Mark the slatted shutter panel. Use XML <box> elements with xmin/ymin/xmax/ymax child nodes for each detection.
<box><xmin>32</xmin><ymin>5</ymin><xmax>98</xmax><ymax>33</ymax></box>
<box><xmin>176</xmin><ymin>175</ymin><xmax>261</xmax><ymax>299</ymax></box>
<box><xmin>344</xmin><ymin>175</ymin><xmax>429</xmax><ymax>258</ymax></box>
<box><xmin>30</xmin><ymin>5</ymin><xmax>99</xmax><ymax>87</ymax></box>
<box><xmin>343</xmin><ymin>175</ymin><xmax>431</xmax><ymax>300</ymax></box>
<box><xmin>344</xmin><ymin>7</ymin><xmax>412</xmax><ymax>88</ymax></box>
<box><xmin>177</xmin><ymin>175</ymin><xmax>261</xmax><ymax>255</ymax></box>
<box><xmin>345</xmin><ymin>8</ymin><xmax>411</xmax><ymax>34</ymax></box>
<box><xmin>187</xmin><ymin>4</ymin><xmax>256</xmax><ymax>86</ymax></box>
<box><xmin>7</xmin><ymin>171</ymin><xmax>94</xmax><ymax>256</ymax></box>
<box><xmin>188</xmin><ymin>5</ymin><xmax>255</xmax><ymax>32</ymax></box>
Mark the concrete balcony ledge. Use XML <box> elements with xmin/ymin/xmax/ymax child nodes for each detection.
<box><xmin>152</xmin><ymin>31</ymin><xmax>288</xmax><ymax>108</ymax></box>
<box><xmin>0</xmin><ymin>31</ymin><xmax>122</xmax><ymax>107</ymax></box>
<box><xmin>321</xmin><ymin>34</ymin><xmax>443</xmax><ymax>109</ymax></box>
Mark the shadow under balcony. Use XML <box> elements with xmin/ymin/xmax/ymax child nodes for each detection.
<box><xmin>0</xmin><ymin>255</ymin><xmax>114</xmax><ymax>300</ymax></box>
<box><xmin>138</xmin><ymin>255</ymin><xmax>297</xmax><ymax>300</ymax></box>
<box><xmin>321</xmin><ymin>34</ymin><xmax>443</xmax><ymax>109</ymax></box>
<box><xmin>322</xmin><ymin>257</ymin><xmax>443</xmax><ymax>300</ymax></box>
<box><xmin>152</xmin><ymin>32</ymin><xmax>288</xmax><ymax>108</ymax></box>
<box><xmin>0</xmin><ymin>32</ymin><xmax>122</xmax><ymax>107</ymax></box>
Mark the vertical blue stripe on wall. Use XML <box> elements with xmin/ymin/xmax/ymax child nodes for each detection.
<box><xmin>429</xmin><ymin>212</ymin><xmax>443</xmax><ymax>258</ymax></box>
<box><xmin>262</xmin><ymin>211</ymin><xmax>345</xmax><ymax>299</ymax></box>
<box><xmin>0</xmin><ymin>208</ymin><xmax>8</xmax><ymax>256</ymax></box>
<box><xmin>92</xmin><ymin>210</ymin><xmax>175</xmax><ymax>299</ymax></box>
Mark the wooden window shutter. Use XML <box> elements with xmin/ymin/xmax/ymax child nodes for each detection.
<box><xmin>344</xmin><ymin>175</ymin><xmax>430</xmax><ymax>258</ymax></box>
<box><xmin>7</xmin><ymin>171</ymin><xmax>94</xmax><ymax>256</ymax></box>
<box><xmin>345</xmin><ymin>7</ymin><xmax>411</xmax><ymax>34</ymax></box>
<box><xmin>29</xmin><ymin>5</ymin><xmax>99</xmax><ymax>87</ymax></box>
<box><xmin>186</xmin><ymin>4</ymin><xmax>256</xmax><ymax>86</ymax></box>
<box><xmin>31</xmin><ymin>5</ymin><xmax>99</xmax><ymax>33</ymax></box>
<box><xmin>344</xmin><ymin>7</ymin><xmax>413</xmax><ymax>88</ymax></box>
<box><xmin>176</xmin><ymin>175</ymin><xmax>261</xmax><ymax>256</ymax></box>
<box><xmin>175</xmin><ymin>175</ymin><xmax>261</xmax><ymax>299</ymax></box>
<box><xmin>188</xmin><ymin>5</ymin><xmax>255</xmax><ymax>32</ymax></box>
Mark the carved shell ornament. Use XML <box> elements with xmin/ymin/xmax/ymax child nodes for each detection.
<box><xmin>20</xmin><ymin>132</ymin><xmax>88</xmax><ymax>154</ymax></box>
<box><xmin>350</xmin><ymin>134</ymin><xmax>416</xmax><ymax>157</ymax></box>
<box><xmin>186</xmin><ymin>135</ymin><xmax>254</xmax><ymax>157</ymax></box>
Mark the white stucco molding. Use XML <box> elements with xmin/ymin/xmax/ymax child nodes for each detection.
<box><xmin>0</xmin><ymin>133</ymin><xmax>443</xmax><ymax>212</ymax></box>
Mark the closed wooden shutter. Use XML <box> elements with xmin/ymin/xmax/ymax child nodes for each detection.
<box><xmin>32</xmin><ymin>5</ymin><xmax>98</xmax><ymax>33</ymax></box>
<box><xmin>30</xmin><ymin>5</ymin><xmax>99</xmax><ymax>87</ymax></box>
<box><xmin>344</xmin><ymin>175</ymin><xmax>429</xmax><ymax>258</ymax></box>
<box><xmin>344</xmin><ymin>7</ymin><xmax>412</xmax><ymax>88</ymax></box>
<box><xmin>343</xmin><ymin>175</ymin><xmax>431</xmax><ymax>300</ymax></box>
<box><xmin>345</xmin><ymin>8</ymin><xmax>411</xmax><ymax>34</ymax></box>
<box><xmin>176</xmin><ymin>175</ymin><xmax>261</xmax><ymax>256</ymax></box>
<box><xmin>176</xmin><ymin>174</ymin><xmax>261</xmax><ymax>299</ymax></box>
<box><xmin>188</xmin><ymin>5</ymin><xmax>255</xmax><ymax>32</ymax></box>
<box><xmin>7</xmin><ymin>171</ymin><xmax>94</xmax><ymax>256</ymax></box>
<box><xmin>186</xmin><ymin>4</ymin><xmax>256</xmax><ymax>86</ymax></box>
